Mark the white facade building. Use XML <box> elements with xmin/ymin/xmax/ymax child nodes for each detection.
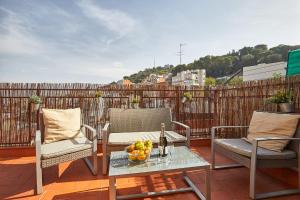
<box><xmin>198</xmin><ymin>69</ymin><xmax>206</xmax><ymax>86</ymax></box>
<box><xmin>142</xmin><ymin>73</ymin><xmax>167</xmax><ymax>85</ymax></box>
<box><xmin>243</xmin><ymin>62</ymin><xmax>287</xmax><ymax>81</ymax></box>
<box><xmin>172</xmin><ymin>69</ymin><xmax>206</xmax><ymax>86</ymax></box>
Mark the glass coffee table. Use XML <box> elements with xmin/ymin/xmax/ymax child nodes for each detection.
<box><xmin>108</xmin><ymin>146</ymin><xmax>211</xmax><ymax>200</ymax></box>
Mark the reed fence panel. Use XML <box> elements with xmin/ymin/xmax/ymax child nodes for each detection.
<box><xmin>0</xmin><ymin>76</ymin><xmax>299</xmax><ymax>147</ymax></box>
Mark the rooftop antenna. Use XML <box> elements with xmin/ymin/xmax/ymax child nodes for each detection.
<box><xmin>153</xmin><ymin>58</ymin><xmax>156</xmax><ymax>68</ymax></box>
<box><xmin>177</xmin><ymin>43</ymin><xmax>186</xmax><ymax>65</ymax></box>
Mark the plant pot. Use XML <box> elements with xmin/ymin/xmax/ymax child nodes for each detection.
<box><xmin>33</xmin><ymin>103</ymin><xmax>40</xmax><ymax>111</ymax></box>
<box><xmin>279</xmin><ymin>103</ymin><xmax>294</xmax><ymax>113</ymax></box>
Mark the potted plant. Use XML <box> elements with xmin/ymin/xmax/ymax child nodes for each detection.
<box><xmin>131</xmin><ymin>97</ymin><xmax>140</xmax><ymax>109</ymax></box>
<box><xmin>95</xmin><ymin>91</ymin><xmax>103</xmax><ymax>100</ymax></box>
<box><xmin>182</xmin><ymin>92</ymin><xmax>193</xmax><ymax>103</ymax></box>
<box><xmin>266</xmin><ymin>90</ymin><xmax>294</xmax><ymax>113</ymax></box>
<box><xmin>29</xmin><ymin>94</ymin><xmax>42</xmax><ymax>111</ymax></box>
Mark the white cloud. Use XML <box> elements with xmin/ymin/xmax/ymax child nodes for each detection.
<box><xmin>0</xmin><ymin>7</ymin><xmax>44</xmax><ymax>55</ymax></box>
<box><xmin>76</xmin><ymin>0</ymin><xmax>136</xmax><ymax>39</ymax></box>
<box><xmin>56</xmin><ymin>59</ymin><xmax>134</xmax><ymax>81</ymax></box>
<box><xmin>113</xmin><ymin>61</ymin><xmax>123</xmax><ymax>68</ymax></box>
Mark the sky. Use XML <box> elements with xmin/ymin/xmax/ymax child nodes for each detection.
<box><xmin>0</xmin><ymin>0</ymin><xmax>299</xmax><ymax>83</ymax></box>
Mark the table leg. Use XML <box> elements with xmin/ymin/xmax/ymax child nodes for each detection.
<box><xmin>205</xmin><ymin>168</ymin><xmax>211</xmax><ymax>200</ymax></box>
<box><xmin>109</xmin><ymin>177</ymin><xmax>116</xmax><ymax>200</ymax></box>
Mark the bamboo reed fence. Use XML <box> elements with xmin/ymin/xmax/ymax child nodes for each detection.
<box><xmin>0</xmin><ymin>76</ymin><xmax>299</xmax><ymax>147</ymax></box>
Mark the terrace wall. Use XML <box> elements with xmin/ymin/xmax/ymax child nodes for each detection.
<box><xmin>0</xmin><ymin>76</ymin><xmax>299</xmax><ymax>147</ymax></box>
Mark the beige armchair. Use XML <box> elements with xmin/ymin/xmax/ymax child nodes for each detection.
<box><xmin>35</xmin><ymin>110</ymin><xmax>97</xmax><ymax>194</ymax></box>
<box><xmin>102</xmin><ymin>108</ymin><xmax>190</xmax><ymax>174</ymax></box>
<box><xmin>211</xmin><ymin>111</ymin><xmax>300</xmax><ymax>199</ymax></box>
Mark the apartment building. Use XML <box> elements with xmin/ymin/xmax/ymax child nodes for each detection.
<box><xmin>172</xmin><ymin>69</ymin><xmax>206</xmax><ymax>86</ymax></box>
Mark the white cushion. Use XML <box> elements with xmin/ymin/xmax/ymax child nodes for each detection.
<box><xmin>41</xmin><ymin>137</ymin><xmax>92</xmax><ymax>159</ymax></box>
<box><xmin>42</xmin><ymin>108</ymin><xmax>84</xmax><ymax>144</ymax></box>
<box><xmin>246</xmin><ymin>111</ymin><xmax>300</xmax><ymax>152</ymax></box>
<box><xmin>215</xmin><ymin>139</ymin><xmax>296</xmax><ymax>160</ymax></box>
<box><xmin>108</xmin><ymin>131</ymin><xmax>186</xmax><ymax>145</ymax></box>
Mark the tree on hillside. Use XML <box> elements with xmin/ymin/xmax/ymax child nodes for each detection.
<box><xmin>241</xmin><ymin>54</ymin><xmax>256</xmax><ymax>66</ymax></box>
<box><xmin>228</xmin><ymin>76</ymin><xmax>243</xmax><ymax>86</ymax></box>
<box><xmin>123</xmin><ymin>44</ymin><xmax>300</xmax><ymax>83</ymax></box>
<box><xmin>264</xmin><ymin>53</ymin><xmax>283</xmax><ymax>63</ymax></box>
<box><xmin>205</xmin><ymin>77</ymin><xmax>216</xmax><ymax>86</ymax></box>
<box><xmin>171</xmin><ymin>64</ymin><xmax>186</xmax><ymax>75</ymax></box>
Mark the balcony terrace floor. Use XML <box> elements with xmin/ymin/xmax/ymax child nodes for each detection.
<box><xmin>0</xmin><ymin>144</ymin><xmax>299</xmax><ymax>200</ymax></box>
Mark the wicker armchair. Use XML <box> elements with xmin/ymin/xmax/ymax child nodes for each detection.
<box><xmin>102</xmin><ymin>108</ymin><xmax>190</xmax><ymax>174</ymax></box>
<box><xmin>35</xmin><ymin>112</ymin><xmax>97</xmax><ymax>194</ymax></box>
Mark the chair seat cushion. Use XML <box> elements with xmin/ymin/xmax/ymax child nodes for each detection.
<box><xmin>215</xmin><ymin>139</ymin><xmax>296</xmax><ymax>160</ymax></box>
<box><xmin>108</xmin><ymin>131</ymin><xmax>186</xmax><ymax>145</ymax></box>
<box><xmin>41</xmin><ymin>137</ymin><xmax>92</xmax><ymax>159</ymax></box>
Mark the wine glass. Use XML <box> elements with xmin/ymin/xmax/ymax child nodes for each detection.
<box><xmin>168</xmin><ymin>141</ymin><xmax>175</xmax><ymax>162</ymax></box>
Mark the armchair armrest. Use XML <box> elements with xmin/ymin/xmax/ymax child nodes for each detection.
<box><xmin>254</xmin><ymin>137</ymin><xmax>300</xmax><ymax>142</ymax></box>
<box><xmin>103</xmin><ymin>122</ymin><xmax>110</xmax><ymax>132</ymax></box>
<box><xmin>211</xmin><ymin>126</ymin><xmax>249</xmax><ymax>140</ymax></box>
<box><xmin>81</xmin><ymin>124</ymin><xmax>97</xmax><ymax>141</ymax></box>
<box><xmin>35</xmin><ymin>130</ymin><xmax>42</xmax><ymax>144</ymax></box>
<box><xmin>251</xmin><ymin>137</ymin><xmax>300</xmax><ymax>164</ymax></box>
<box><xmin>81</xmin><ymin>124</ymin><xmax>97</xmax><ymax>153</ymax></box>
<box><xmin>102</xmin><ymin>122</ymin><xmax>110</xmax><ymax>144</ymax></box>
<box><xmin>252</xmin><ymin>137</ymin><xmax>300</xmax><ymax>153</ymax></box>
<box><xmin>171</xmin><ymin>121</ymin><xmax>190</xmax><ymax>129</ymax></box>
<box><xmin>35</xmin><ymin>130</ymin><xmax>42</xmax><ymax>158</ymax></box>
<box><xmin>171</xmin><ymin>121</ymin><xmax>191</xmax><ymax>147</ymax></box>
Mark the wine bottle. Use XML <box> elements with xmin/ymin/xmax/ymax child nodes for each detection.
<box><xmin>159</xmin><ymin>123</ymin><xmax>168</xmax><ymax>157</ymax></box>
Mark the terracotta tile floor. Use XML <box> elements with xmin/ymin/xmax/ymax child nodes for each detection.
<box><xmin>0</xmin><ymin>146</ymin><xmax>299</xmax><ymax>200</ymax></box>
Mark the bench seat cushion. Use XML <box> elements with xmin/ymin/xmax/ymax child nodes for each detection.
<box><xmin>215</xmin><ymin>139</ymin><xmax>296</xmax><ymax>160</ymax></box>
<box><xmin>41</xmin><ymin>137</ymin><xmax>92</xmax><ymax>159</ymax></box>
<box><xmin>108</xmin><ymin>131</ymin><xmax>186</xmax><ymax>145</ymax></box>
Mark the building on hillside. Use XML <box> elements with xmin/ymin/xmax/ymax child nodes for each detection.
<box><xmin>198</xmin><ymin>69</ymin><xmax>206</xmax><ymax>86</ymax></box>
<box><xmin>164</xmin><ymin>73</ymin><xmax>173</xmax><ymax>85</ymax></box>
<box><xmin>243</xmin><ymin>62</ymin><xmax>287</xmax><ymax>81</ymax></box>
<box><xmin>117</xmin><ymin>79</ymin><xmax>133</xmax><ymax>86</ymax></box>
<box><xmin>142</xmin><ymin>73</ymin><xmax>171</xmax><ymax>85</ymax></box>
<box><xmin>172</xmin><ymin>69</ymin><xmax>206</xmax><ymax>86</ymax></box>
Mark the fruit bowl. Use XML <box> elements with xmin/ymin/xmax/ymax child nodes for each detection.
<box><xmin>126</xmin><ymin>140</ymin><xmax>153</xmax><ymax>163</ymax></box>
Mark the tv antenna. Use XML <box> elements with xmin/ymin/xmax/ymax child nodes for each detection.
<box><xmin>177</xmin><ymin>43</ymin><xmax>186</xmax><ymax>65</ymax></box>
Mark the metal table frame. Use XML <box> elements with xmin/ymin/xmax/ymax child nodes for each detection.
<box><xmin>108</xmin><ymin>150</ymin><xmax>211</xmax><ymax>200</ymax></box>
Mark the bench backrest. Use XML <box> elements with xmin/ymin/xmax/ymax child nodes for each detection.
<box><xmin>108</xmin><ymin>108</ymin><xmax>172</xmax><ymax>133</ymax></box>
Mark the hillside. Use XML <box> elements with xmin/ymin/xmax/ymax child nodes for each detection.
<box><xmin>124</xmin><ymin>44</ymin><xmax>300</xmax><ymax>83</ymax></box>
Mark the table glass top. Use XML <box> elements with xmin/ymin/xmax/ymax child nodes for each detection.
<box><xmin>109</xmin><ymin>146</ymin><xmax>210</xmax><ymax>177</ymax></box>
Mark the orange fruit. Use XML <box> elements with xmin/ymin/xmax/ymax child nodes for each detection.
<box><xmin>129</xmin><ymin>154</ymin><xmax>137</xmax><ymax>161</ymax></box>
<box><xmin>137</xmin><ymin>155</ymin><xmax>146</xmax><ymax>161</ymax></box>
<box><xmin>144</xmin><ymin>149</ymin><xmax>150</xmax><ymax>155</ymax></box>
<box><xmin>129</xmin><ymin>144</ymin><xmax>135</xmax><ymax>152</ymax></box>
<box><xmin>138</xmin><ymin>150</ymin><xmax>145</xmax><ymax>155</ymax></box>
<box><xmin>132</xmin><ymin>150</ymin><xmax>138</xmax><ymax>154</ymax></box>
